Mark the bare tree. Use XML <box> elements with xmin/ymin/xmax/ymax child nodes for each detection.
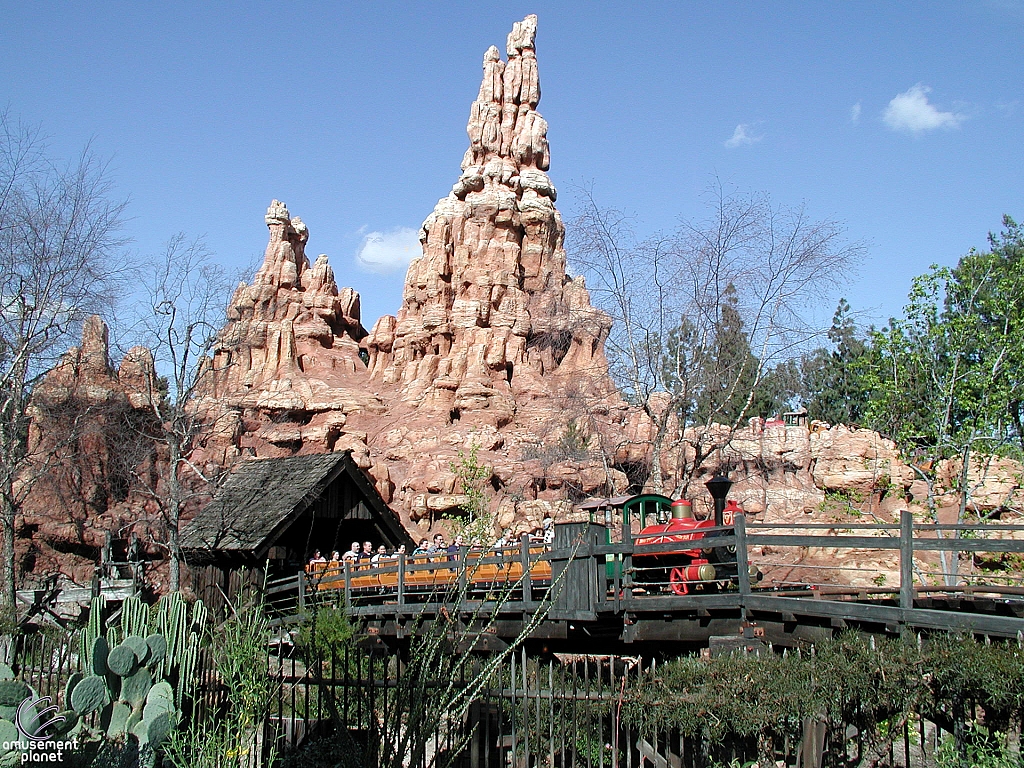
<box><xmin>0</xmin><ymin>113</ymin><xmax>126</xmax><ymax>615</ymax></box>
<box><xmin>568</xmin><ymin>182</ymin><xmax>863</xmax><ymax>495</ymax></box>
<box><xmin>123</xmin><ymin>235</ymin><xmax>230</xmax><ymax>592</ymax></box>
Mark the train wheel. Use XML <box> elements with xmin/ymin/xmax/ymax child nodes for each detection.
<box><xmin>668</xmin><ymin>568</ymin><xmax>689</xmax><ymax>595</ymax></box>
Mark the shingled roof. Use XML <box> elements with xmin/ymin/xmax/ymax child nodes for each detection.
<box><xmin>181</xmin><ymin>451</ymin><xmax>408</xmax><ymax>558</ymax></box>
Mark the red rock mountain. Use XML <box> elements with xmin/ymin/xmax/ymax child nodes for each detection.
<box><xmin>18</xmin><ymin>16</ymin><xmax>1024</xmax><ymax>592</ymax></box>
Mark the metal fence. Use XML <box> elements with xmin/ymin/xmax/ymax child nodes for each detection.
<box><xmin>262</xmin><ymin>643</ymin><xmax>975</xmax><ymax>768</ymax></box>
<box><xmin>10</xmin><ymin>626</ymin><xmax>1017</xmax><ymax>768</ymax></box>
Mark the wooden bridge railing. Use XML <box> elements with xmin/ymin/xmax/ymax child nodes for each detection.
<box><xmin>274</xmin><ymin>511</ymin><xmax>1024</xmax><ymax>638</ymax></box>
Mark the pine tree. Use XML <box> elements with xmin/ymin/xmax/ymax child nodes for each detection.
<box><xmin>802</xmin><ymin>299</ymin><xmax>870</xmax><ymax>425</ymax></box>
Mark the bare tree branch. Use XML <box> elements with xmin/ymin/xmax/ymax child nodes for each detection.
<box><xmin>0</xmin><ymin>111</ymin><xmax>128</xmax><ymax>615</ymax></box>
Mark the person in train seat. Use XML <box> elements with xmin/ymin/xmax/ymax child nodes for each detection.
<box><xmin>360</xmin><ymin>541</ymin><xmax>374</xmax><ymax>560</ymax></box>
<box><xmin>309</xmin><ymin>550</ymin><xmax>327</xmax><ymax>566</ymax></box>
<box><xmin>412</xmin><ymin>538</ymin><xmax>431</xmax><ymax>556</ymax></box>
<box><xmin>542</xmin><ymin>517</ymin><xmax>554</xmax><ymax>546</ymax></box>
<box><xmin>342</xmin><ymin>542</ymin><xmax>361</xmax><ymax>562</ymax></box>
<box><xmin>447</xmin><ymin>535</ymin><xmax>465</xmax><ymax>560</ymax></box>
<box><xmin>371</xmin><ymin>545</ymin><xmax>388</xmax><ymax>565</ymax></box>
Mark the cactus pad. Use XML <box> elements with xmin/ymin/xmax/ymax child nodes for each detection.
<box><xmin>125</xmin><ymin>707</ymin><xmax>142</xmax><ymax>734</ymax></box>
<box><xmin>63</xmin><ymin>672</ymin><xmax>84</xmax><ymax>709</ymax></box>
<box><xmin>0</xmin><ymin>680</ymin><xmax>30</xmax><ymax>708</ymax></box>
<box><xmin>70</xmin><ymin>675</ymin><xmax>109</xmax><ymax>715</ymax></box>
<box><xmin>142</xmin><ymin>710</ymin><xmax>174</xmax><ymax>747</ymax></box>
<box><xmin>123</xmin><ymin>635</ymin><xmax>150</xmax><ymax>664</ymax></box>
<box><xmin>90</xmin><ymin>636</ymin><xmax>110</xmax><ymax>676</ymax></box>
<box><xmin>146</xmin><ymin>680</ymin><xmax>173</xmax><ymax>708</ymax></box>
<box><xmin>120</xmin><ymin>667</ymin><xmax>152</xmax><ymax>707</ymax></box>
<box><xmin>145</xmin><ymin>634</ymin><xmax>167</xmax><ymax>665</ymax></box>
<box><xmin>142</xmin><ymin>691</ymin><xmax>173</xmax><ymax>723</ymax></box>
<box><xmin>107</xmin><ymin>644</ymin><xmax>138</xmax><ymax>677</ymax></box>
<box><xmin>104</xmin><ymin>701</ymin><xmax>132</xmax><ymax>737</ymax></box>
<box><xmin>49</xmin><ymin>710</ymin><xmax>78</xmax><ymax>739</ymax></box>
<box><xmin>0</xmin><ymin>719</ymin><xmax>17</xmax><ymax>746</ymax></box>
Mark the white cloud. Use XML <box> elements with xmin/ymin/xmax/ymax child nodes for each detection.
<box><xmin>883</xmin><ymin>84</ymin><xmax>964</xmax><ymax>133</ymax></box>
<box><xmin>851</xmin><ymin>101</ymin><xmax>862</xmax><ymax>125</ymax></box>
<box><xmin>724</xmin><ymin>123</ymin><xmax>762</xmax><ymax>148</ymax></box>
<box><xmin>355</xmin><ymin>227</ymin><xmax>421</xmax><ymax>274</ymax></box>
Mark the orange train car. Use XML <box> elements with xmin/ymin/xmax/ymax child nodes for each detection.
<box><xmin>306</xmin><ymin>546</ymin><xmax>553</xmax><ymax>597</ymax></box>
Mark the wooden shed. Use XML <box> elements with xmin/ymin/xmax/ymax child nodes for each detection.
<box><xmin>181</xmin><ymin>451</ymin><xmax>412</xmax><ymax>598</ymax></box>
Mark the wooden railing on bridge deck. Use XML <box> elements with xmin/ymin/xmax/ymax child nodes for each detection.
<box><xmin>267</xmin><ymin>511</ymin><xmax>1024</xmax><ymax>639</ymax></box>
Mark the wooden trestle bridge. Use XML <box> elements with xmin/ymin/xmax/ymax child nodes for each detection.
<box><xmin>267</xmin><ymin>511</ymin><xmax>1024</xmax><ymax>652</ymax></box>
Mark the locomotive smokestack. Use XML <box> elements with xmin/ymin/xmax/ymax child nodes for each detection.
<box><xmin>705</xmin><ymin>475</ymin><xmax>732</xmax><ymax>527</ymax></box>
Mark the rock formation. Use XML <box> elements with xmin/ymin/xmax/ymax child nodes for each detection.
<box><xmin>17</xmin><ymin>16</ymin><xmax>1024</xmax><ymax>596</ymax></box>
<box><xmin>188</xmin><ymin>15</ymin><xmax>633</xmax><ymax>533</ymax></box>
<box><xmin>205</xmin><ymin>200</ymin><xmax>384</xmax><ymax>461</ymax></box>
<box><xmin>366</xmin><ymin>14</ymin><xmax>617</xmax><ymax>427</ymax></box>
<box><xmin>21</xmin><ymin>317</ymin><xmax>161</xmax><ymax>586</ymax></box>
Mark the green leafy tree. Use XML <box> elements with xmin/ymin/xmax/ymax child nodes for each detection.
<box><xmin>695</xmin><ymin>284</ymin><xmax>759</xmax><ymax>423</ymax></box>
<box><xmin>446</xmin><ymin>442</ymin><xmax>494</xmax><ymax>545</ymax></box>
<box><xmin>862</xmin><ymin>218</ymin><xmax>1024</xmax><ymax>583</ymax></box>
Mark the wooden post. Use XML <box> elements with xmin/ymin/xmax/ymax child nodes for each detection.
<box><xmin>297</xmin><ymin>569</ymin><xmax>306</xmax><ymax>614</ymax></box>
<box><xmin>458</xmin><ymin>548</ymin><xmax>467</xmax><ymax>596</ymax></box>
<box><xmin>520</xmin><ymin>534</ymin><xmax>532</xmax><ymax>608</ymax></box>
<box><xmin>397</xmin><ymin>553</ymin><xmax>406</xmax><ymax>605</ymax></box>
<box><xmin>622</xmin><ymin>516</ymin><xmax>634</xmax><ymax>594</ymax></box>
<box><xmin>735</xmin><ymin>513</ymin><xmax>751</xmax><ymax>597</ymax></box>
<box><xmin>900</xmin><ymin>509</ymin><xmax>914</xmax><ymax>611</ymax></box>
<box><xmin>343</xmin><ymin>561</ymin><xmax>352</xmax><ymax>609</ymax></box>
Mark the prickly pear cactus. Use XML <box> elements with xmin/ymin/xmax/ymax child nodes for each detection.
<box><xmin>70</xmin><ymin>675</ymin><xmax>110</xmax><ymax>714</ymax></box>
<box><xmin>106</xmin><ymin>644</ymin><xmax>138</xmax><ymax>677</ymax></box>
<box><xmin>66</xmin><ymin>592</ymin><xmax>209</xmax><ymax>752</ymax></box>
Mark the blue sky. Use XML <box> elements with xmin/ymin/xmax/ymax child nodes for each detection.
<box><xmin>3</xmin><ymin>2</ymin><xmax>1022</xmax><ymax>333</ymax></box>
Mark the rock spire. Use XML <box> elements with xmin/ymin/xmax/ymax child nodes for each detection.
<box><xmin>366</xmin><ymin>15</ymin><xmax>616</xmax><ymax>426</ymax></box>
<box><xmin>211</xmin><ymin>200</ymin><xmax>370</xmax><ymax>411</ymax></box>
<box><xmin>204</xmin><ymin>201</ymin><xmax>384</xmax><ymax>458</ymax></box>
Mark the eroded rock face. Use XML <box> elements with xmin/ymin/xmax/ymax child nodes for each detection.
<box><xmin>205</xmin><ymin>200</ymin><xmax>385</xmax><ymax>458</ymax></box>
<box><xmin>20</xmin><ymin>16</ymin><xmax>1024</xmax><ymax>596</ymax></box>
<box><xmin>22</xmin><ymin>317</ymin><xmax>161</xmax><ymax>587</ymax></box>
<box><xmin>366</xmin><ymin>14</ymin><xmax>617</xmax><ymax>427</ymax></box>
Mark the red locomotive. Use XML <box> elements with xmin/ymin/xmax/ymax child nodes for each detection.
<box><xmin>580</xmin><ymin>476</ymin><xmax>761</xmax><ymax>596</ymax></box>
<box><xmin>633</xmin><ymin>497</ymin><xmax>748</xmax><ymax>594</ymax></box>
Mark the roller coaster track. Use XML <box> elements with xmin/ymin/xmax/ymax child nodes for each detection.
<box><xmin>266</xmin><ymin>512</ymin><xmax>1024</xmax><ymax>650</ymax></box>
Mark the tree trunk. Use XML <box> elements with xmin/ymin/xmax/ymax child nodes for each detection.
<box><xmin>0</xmin><ymin>491</ymin><xmax>16</xmax><ymax>620</ymax></box>
<box><xmin>167</xmin><ymin>440</ymin><xmax>182</xmax><ymax>593</ymax></box>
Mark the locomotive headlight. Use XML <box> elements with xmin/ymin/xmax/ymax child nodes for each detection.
<box><xmin>695</xmin><ymin>563</ymin><xmax>716</xmax><ymax>582</ymax></box>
